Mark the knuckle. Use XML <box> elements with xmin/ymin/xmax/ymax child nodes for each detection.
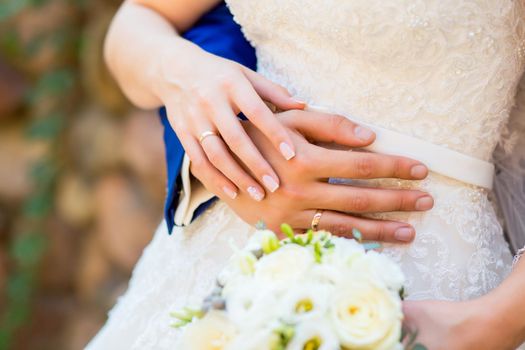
<box><xmin>244</xmin><ymin>103</ymin><xmax>270</xmax><ymax>121</ymax></box>
<box><xmin>217</xmin><ymin>75</ymin><xmax>236</xmax><ymax>90</ymax></box>
<box><xmin>325</xmin><ymin>222</ymin><xmax>351</xmax><ymax>236</ymax></box>
<box><xmin>291</xmin><ymin>151</ymin><xmax>313</xmax><ymax>173</ymax></box>
<box><xmin>392</xmin><ymin>158</ymin><xmax>403</xmax><ymax>177</ymax></box>
<box><xmin>206</xmin><ymin>148</ymin><xmax>224</xmax><ymax>167</ymax></box>
<box><xmin>355</xmin><ymin>157</ymin><xmax>374</xmax><ymax>178</ymax></box>
<box><xmin>190</xmin><ymin>157</ymin><xmax>207</xmax><ymax>175</ymax></box>
<box><xmin>371</xmin><ymin>224</ymin><xmax>387</xmax><ymax>242</ymax></box>
<box><xmin>348</xmin><ymin>193</ymin><xmax>370</xmax><ymax>212</ymax></box>
<box><xmin>280</xmin><ymin>183</ymin><xmax>307</xmax><ymax>202</ymax></box>
<box><xmin>326</xmin><ymin>114</ymin><xmax>346</xmax><ymax>130</ymax></box>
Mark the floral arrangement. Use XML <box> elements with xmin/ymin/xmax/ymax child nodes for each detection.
<box><xmin>172</xmin><ymin>225</ymin><xmax>424</xmax><ymax>350</ymax></box>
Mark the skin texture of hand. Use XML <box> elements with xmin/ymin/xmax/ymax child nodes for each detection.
<box><xmin>152</xmin><ymin>43</ymin><xmax>305</xmax><ymax>202</ymax></box>
<box><xmin>192</xmin><ymin>109</ymin><xmax>434</xmax><ymax>243</ymax></box>
<box><xmin>107</xmin><ymin>0</ymin><xmax>305</xmax><ymax>203</ymax></box>
<box><xmin>404</xmin><ymin>260</ymin><xmax>525</xmax><ymax>350</ymax></box>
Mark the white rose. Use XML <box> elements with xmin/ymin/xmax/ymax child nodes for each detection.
<box><xmin>279</xmin><ymin>283</ymin><xmax>333</xmax><ymax>323</ymax></box>
<box><xmin>254</xmin><ymin>244</ymin><xmax>315</xmax><ymax>284</ymax></box>
<box><xmin>318</xmin><ymin>237</ymin><xmax>365</xmax><ymax>283</ymax></box>
<box><xmin>286</xmin><ymin>318</ymin><xmax>339</xmax><ymax>350</ymax></box>
<box><xmin>330</xmin><ymin>278</ymin><xmax>403</xmax><ymax>350</ymax></box>
<box><xmin>225</xmin><ymin>328</ymin><xmax>279</xmax><ymax>350</ymax></box>
<box><xmin>180</xmin><ymin>311</ymin><xmax>237</xmax><ymax>350</ymax></box>
<box><xmin>352</xmin><ymin>251</ymin><xmax>405</xmax><ymax>291</ymax></box>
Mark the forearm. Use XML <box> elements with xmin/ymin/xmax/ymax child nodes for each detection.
<box><xmin>104</xmin><ymin>1</ymin><xmax>201</xmax><ymax>108</ymax></box>
<box><xmin>482</xmin><ymin>258</ymin><xmax>525</xmax><ymax>348</ymax></box>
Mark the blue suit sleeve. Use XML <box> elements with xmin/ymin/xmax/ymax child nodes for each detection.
<box><xmin>159</xmin><ymin>2</ymin><xmax>256</xmax><ymax>233</ymax></box>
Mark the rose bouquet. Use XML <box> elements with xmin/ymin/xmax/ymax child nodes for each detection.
<box><xmin>172</xmin><ymin>225</ymin><xmax>424</xmax><ymax>350</ymax></box>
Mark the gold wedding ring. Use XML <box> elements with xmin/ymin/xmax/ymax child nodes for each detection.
<box><xmin>311</xmin><ymin>209</ymin><xmax>324</xmax><ymax>231</ymax></box>
<box><xmin>198</xmin><ymin>130</ymin><xmax>219</xmax><ymax>144</ymax></box>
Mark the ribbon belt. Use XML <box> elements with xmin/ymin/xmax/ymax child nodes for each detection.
<box><xmin>307</xmin><ymin>105</ymin><xmax>494</xmax><ymax>189</ymax></box>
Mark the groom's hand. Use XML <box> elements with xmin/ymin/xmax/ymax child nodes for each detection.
<box><xmin>191</xmin><ymin>110</ymin><xmax>434</xmax><ymax>243</ymax></box>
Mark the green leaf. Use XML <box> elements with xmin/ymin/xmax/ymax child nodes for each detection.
<box><xmin>280</xmin><ymin>223</ymin><xmax>295</xmax><ymax>240</ymax></box>
<box><xmin>413</xmin><ymin>345</ymin><xmax>428</xmax><ymax>350</ymax></box>
<box><xmin>26</xmin><ymin>113</ymin><xmax>64</xmax><ymax>139</ymax></box>
<box><xmin>0</xmin><ymin>0</ymin><xmax>30</xmax><ymax>21</ymax></box>
<box><xmin>10</xmin><ymin>233</ymin><xmax>47</xmax><ymax>266</ymax></box>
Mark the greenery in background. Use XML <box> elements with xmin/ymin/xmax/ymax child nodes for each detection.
<box><xmin>0</xmin><ymin>0</ymin><xmax>84</xmax><ymax>348</ymax></box>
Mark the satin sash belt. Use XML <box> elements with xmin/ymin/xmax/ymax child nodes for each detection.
<box><xmin>307</xmin><ymin>105</ymin><xmax>494</xmax><ymax>189</ymax></box>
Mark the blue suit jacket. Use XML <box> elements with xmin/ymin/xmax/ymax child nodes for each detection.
<box><xmin>159</xmin><ymin>2</ymin><xmax>256</xmax><ymax>233</ymax></box>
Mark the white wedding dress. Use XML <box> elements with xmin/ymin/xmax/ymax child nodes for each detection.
<box><xmin>87</xmin><ymin>1</ymin><xmax>525</xmax><ymax>348</ymax></box>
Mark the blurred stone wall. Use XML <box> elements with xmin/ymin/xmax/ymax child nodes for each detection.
<box><xmin>0</xmin><ymin>1</ymin><xmax>167</xmax><ymax>349</ymax></box>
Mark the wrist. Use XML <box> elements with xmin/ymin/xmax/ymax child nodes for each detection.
<box><xmin>469</xmin><ymin>290</ymin><xmax>525</xmax><ymax>349</ymax></box>
<box><xmin>148</xmin><ymin>38</ymin><xmax>204</xmax><ymax>103</ymax></box>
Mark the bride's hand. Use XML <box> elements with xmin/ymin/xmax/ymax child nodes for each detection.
<box><xmin>152</xmin><ymin>42</ymin><xmax>305</xmax><ymax>201</ymax></box>
<box><xmin>403</xmin><ymin>298</ymin><xmax>519</xmax><ymax>350</ymax></box>
<box><xmin>192</xmin><ymin>109</ymin><xmax>434</xmax><ymax>242</ymax></box>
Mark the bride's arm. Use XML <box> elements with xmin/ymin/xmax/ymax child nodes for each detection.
<box><xmin>105</xmin><ymin>0</ymin><xmax>305</xmax><ymax>201</ymax></box>
<box><xmin>404</xmin><ymin>259</ymin><xmax>525</xmax><ymax>349</ymax></box>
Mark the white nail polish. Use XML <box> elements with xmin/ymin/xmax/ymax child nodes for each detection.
<box><xmin>355</xmin><ymin>126</ymin><xmax>374</xmax><ymax>141</ymax></box>
<box><xmin>279</xmin><ymin>142</ymin><xmax>295</xmax><ymax>160</ymax></box>
<box><xmin>262</xmin><ymin>175</ymin><xmax>279</xmax><ymax>192</ymax></box>
<box><xmin>247</xmin><ymin>187</ymin><xmax>264</xmax><ymax>201</ymax></box>
<box><xmin>223</xmin><ymin>187</ymin><xmax>238</xmax><ymax>199</ymax></box>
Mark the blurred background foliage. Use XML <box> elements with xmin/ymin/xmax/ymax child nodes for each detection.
<box><xmin>0</xmin><ymin>0</ymin><xmax>166</xmax><ymax>348</ymax></box>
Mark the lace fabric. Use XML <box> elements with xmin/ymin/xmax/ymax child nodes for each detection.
<box><xmin>88</xmin><ymin>1</ymin><xmax>525</xmax><ymax>348</ymax></box>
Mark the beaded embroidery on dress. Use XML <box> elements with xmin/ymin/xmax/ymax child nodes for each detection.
<box><xmin>87</xmin><ymin>1</ymin><xmax>525</xmax><ymax>349</ymax></box>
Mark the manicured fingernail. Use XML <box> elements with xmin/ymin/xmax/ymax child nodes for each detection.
<box><xmin>415</xmin><ymin>196</ymin><xmax>434</xmax><ymax>211</ymax></box>
<box><xmin>293</xmin><ymin>98</ymin><xmax>306</xmax><ymax>105</ymax></box>
<box><xmin>247</xmin><ymin>186</ymin><xmax>264</xmax><ymax>201</ymax></box>
<box><xmin>222</xmin><ymin>187</ymin><xmax>238</xmax><ymax>200</ymax></box>
<box><xmin>395</xmin><ymin>227</ymin><xmax>415</xmax><ymax>242</ymax></box>
<box><xmin>411</xmin><ymin>165</ymin><xmax>428</xmax><ymax>179</ymax></box>
<box><xmin>354</xmin><ymin>126</ymin><xmax>374</xmax><ymax>141</ymax></box>
<box><xmin>280</xmin><ymin>142</ymin><xmax>295</xmax><ymax>160</ymax></box>
<box><xmin>262</xmin><ymin>175</ymin><xmax>279</xmax><ymax>192</ymax></box>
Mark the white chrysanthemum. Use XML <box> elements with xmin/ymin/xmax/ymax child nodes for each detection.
<box><xmin>279</xmin><ymin>283</ymin><xmax>333</xmax><ymax>323</ymax></box>
<box><xmin>352</xmin><ymin>250</ymin><xmax>405</xmax><ymax>291</ymax></box>
<box><xmin>225</xmin><ymin>281</ymin><xmax>282</xmax><ymax>331</ymax></box>
<box><xmin>254</xmin><ymin>244</ymin><xmax>315</xmax><ymax>284</ymax></box>
<box><xmin>286</xmin><ymin>318</ymin><xmax>339</xmax><ymax>350</ymax></box>
<box><xmin>244</xmin><ymin>229</ymin><xmax>280</xmax><ymax>253</ymax></box>
<box><xmin>179</xmin><ymin>311</ymin><xmax>237</xmax><ymax>350</ymax></box>
<box><xmin>330</xmin><ymin>278</ymin><xmax>403</xmax><ymax>350</ymax></box>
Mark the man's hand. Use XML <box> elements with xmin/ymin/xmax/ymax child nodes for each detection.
<box><xmin>191</xmin><ymin>109</ymin><xmax>434</xmax><ymax>243</ymax></box>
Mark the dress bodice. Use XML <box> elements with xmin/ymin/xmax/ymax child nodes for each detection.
<box><xmin>226</xmin><ymin>0</ymin><xmax>525</xmax><ymax>161</ymax></box>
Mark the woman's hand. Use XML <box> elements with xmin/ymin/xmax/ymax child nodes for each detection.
<box><xmin>152</xmin><ymin>42</ymin><xmax>306</xmax><ymax>202</ymax></box>
<box><xmin>192</xmin><ymin>109</ymin><xmax>433</xmax><ymax>242</ymax></box>
<box><xmin>403</xmin><ymin>298</ymin><xmax>520</xmax><ymax>350</ymax></box>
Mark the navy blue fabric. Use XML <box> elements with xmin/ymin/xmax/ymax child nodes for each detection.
<box><xmin>159</xmin><ymin>2</ymin><xmax>256</xmax><ymax>233</ymax></box>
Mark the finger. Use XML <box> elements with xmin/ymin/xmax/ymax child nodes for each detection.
<box><xmin>278</xmin><ymin>110</ymin><xmax>376</xmax><ymax>147</ymax></box>
<box><xmin>309</xmin><ymin>147</ymin><xmax>429</xmax><ymax>180</ymax></box>
<box><xmin>311</xmin><ymin>183</ymin><xmax>434</xmax><ymax>213</ymax></box>
<box><xmin>241</xmin><ymin>67</ymin><xmax>305</xmax><ymax>110</ymax></box>
<box><xmin>209</xmin><ymin>102</ymin><xmax>283</xmax><ymax>193</ymax></box>
<box><xmin>229</xmin><ymin>77</ymin><xmax>297</xmax><ymax>161</ymax></box>
<box><xmin>295</xmin><ymin>210</ymin><xmax>416</xmax><ymax>243</ymax></box>
<box><xmin>200</xmin><ymin>132</ymin><xmax>266</xmax><ymax>202</ymax></box>
<box><xmin>177</xmin><ymin>131</ymin><xmax>239</xmax><ymax>200</ymax></box>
